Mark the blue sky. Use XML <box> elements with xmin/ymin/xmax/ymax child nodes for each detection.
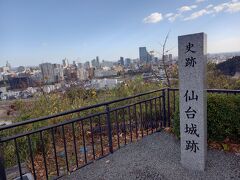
<box><xmin>0</xmin><ymin>0</ymin><xmax>240</xmax><ymax>66</ymax></box>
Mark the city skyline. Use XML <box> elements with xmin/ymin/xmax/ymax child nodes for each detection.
<box><xmin>1</xmin><ymin>0</ymin><xmax>240</xmax><ymax>66</ymax></box>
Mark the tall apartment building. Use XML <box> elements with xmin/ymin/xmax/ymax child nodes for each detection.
<box><xmin>84</xmin><ymin>61</ymin><xmax>90</xmax><ymax>69</ymax></box>
<box><xmin>62</xmin><ymin>58</ymin><xmax>69</xmax><ymax>68</ymax></box>
<box><xmin>91</xmin><ymin>56</ymin><xmax>100</xmax><ymax>68</ymax></box>
<box><xmin>125</xmin><ymin>58</ymin><xmax>131</xmax><ymax>67</ymax></box>
<box><xmin>118</xmin><ymin>57</ymin><xmax>124</xmax><ymax>66</ymax></box>
<box><xmin>77</xmin><ymin>68</ymin><xmax>88</xmax><ymax>80</ymax></box>
<box><xmin>53</xmin><ymin>64</ymin><xmax>64</xmax><ymax>82</ymax></box>
<box><xmin>139</xmin><ymin>47</ymin><xmax>151</xmax><ymax>63</ymax></box>
<box><xmin>39</xmin><ymin>63</ymin><xmax>55</xmax><ymax>84</ymax></box>
<box><xmin>96</xmin><ymin>56</ymin><xmax>100</xmax><ymax>68</ymax></box>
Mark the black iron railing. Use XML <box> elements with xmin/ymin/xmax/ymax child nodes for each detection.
<box><xmin>0</xmin><ymin>88</ymin><xmax>239</xmax><ymax>180</ymax></box>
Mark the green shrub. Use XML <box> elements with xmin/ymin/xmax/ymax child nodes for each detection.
<box><xmin>172</xmin><ymin>94</ymin><xmax>240</xmax><ymax>142</ymax></box>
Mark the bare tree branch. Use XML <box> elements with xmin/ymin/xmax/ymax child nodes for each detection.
<box><xmin>162</xmin><ymin>31</ymin><xmax>171</xmax><ymax>88</ymax></box>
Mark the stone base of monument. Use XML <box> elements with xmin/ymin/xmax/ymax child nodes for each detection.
<box><xmin>181</xmin><ymin>160</ymin><xmax>206</xmax><ymax>171</ymax></box>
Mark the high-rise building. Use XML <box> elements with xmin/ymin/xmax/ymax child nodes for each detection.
<box><xmin>149</xmin><ymin>51</ymin><xmax>155</xmax><ymax>62</ymax></box>
<box><xmin>39</xmin><ymin>63</ymin><xmax>55</xmax><ymax>84</ymax></box>
<box><xmin>84</xmin><ymin>61</ymin><xmax>90</xmax><ymax>69</ymax></box>
<box><xmin>163</xmin><ymin>55</ymin><xmax>169</xmax><ymax>61</ymax></box>
<box><xmin>91</xmin><ymin>59</ymin><xmax>97</xmax><ymax>68</ymax></box>
<box><xmin>17</xmin><ymin>66</ymin><xmax>25</xmax><ymax>73</ymax></box>
<box><xmin>169</xmin><ymin>54</ymin><xmax>173</xmax><ymax>63</ymax></box>
<box><xmin>72</xmin><ymin>61</ymin><xmax>77</xmax><ymax>67</ymax></box>
<box><xmin>62</xmin><ymin>58</ymin><xmax>69</xmax><ymax>67</ymax></box>
<box><xmin>77</xmin><ymin>68</ymin><xmax>88</xmax><ymax>80</ymax></box>
<box><xmin>139</xmin><ymin>47</ymin><xmax>151</xmax><ymax>63</ymax></box>
<box><xmin>91</xmin><ymin>56</ymin><xmax>100</xmax><ymax>68</ymax></box>
<box><xmin>96</xmin><ymin>56</ymin><xmax>100</xmax><ymax>68</ymax></box>
<box><xmin>78</xmin><ymin>63</ymin><xmax>83</xmax><ymax>69</ymax></box>
<box><xmin>6</xmin><ymin>61</ymin><xmax>11</xmax><ymax>70</ymax></box>
<box><xmin>118</xmin><ymin>57</ymin><xmax>124</xmax><ymax>66</ymax></box>
<box><xmin>101</xmin><ymin>60</ymin><xmax>114</xmax><ymax>68</ymax></box>
<box><xmin>125</xmin><ymin>58</ymin><xmax>131</xmax><ymax>67</ymax></box>
<box><xmin>53</xmin><ymin>64</ymin><xmax>64</xmax><ymax>82</ymax></box>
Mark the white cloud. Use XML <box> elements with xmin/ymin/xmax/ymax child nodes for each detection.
<box><xmin>168</xmin><ymin>13</ymin><xmax>181</xmax><ymax>22</ymax></box>
<box><xmin>213</xmin><ymin>3</ymin><xmax>228</xmax><ymax>13</ymax></box>
<box><xmin>164</xmin><ymin>12</ymin><xmax>181</xmax><ymax>22</ymax></box>
<box><xmin>178</xmin><ymin>5</ymin><xmax>197</xmax><ymax>12</ymax></box>
<box><xmin>165</xmin><ymin>13</ymin><xmax>174</xmax><ymax>18</ymax></box>
<box><xmin>196</xmin><ymin>0</ymin><xmax>206</xmax><ymax>3</ymax></box>
<box><xmin>206</xmin><ymin>4</ymin><xmax>213</xmax><ymax>9</ymax></box>
<box><xmin>184</xmin><ymin>9</ymin><xmax>209</xmax><ymax>21</ymax></box>
<box><xmin>184</xmin><ymin>0</ymin><xmax>240</xmax><ymax>21</ymax></box>
<box><xmin>226</xmin><ymin>1</ymin><xmax>240</xmax><ymax>12</ymax></box>
<box><xmin>165</xmin><ymin>5</ymin><xmax>197</xmax><ymax>22</ymax></box>
<box><xmin>143</xmin><ymin>12</ymin><xmax>163</xmax><ymax>23</ymax></box>
<box><xmin>144</xmin><ymin>0</ymin><xmax>240</xmax><ymax>24</ymax></box>
<box><xmin>212</xmin><ymin>1</ymin><xmax>240</xmax><ymax>13</ymax></box>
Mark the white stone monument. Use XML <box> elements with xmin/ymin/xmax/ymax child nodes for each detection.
<box><xmin>178</xmin><ymin>32</ymin><xmax>207</xmax><ymax>171</ymax></box>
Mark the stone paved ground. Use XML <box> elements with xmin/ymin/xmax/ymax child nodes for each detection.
<box><xmin>62</xmin><ymin>131</ymin><xmax>240</xmax><ymax>180</ymax></box>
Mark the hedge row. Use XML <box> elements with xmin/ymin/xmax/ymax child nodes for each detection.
<box><xmin>172</xmin><ymin>94</ymin><xmax>240</xmax><ymax>142</ymax></box>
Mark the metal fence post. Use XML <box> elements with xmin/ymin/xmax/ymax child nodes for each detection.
<box><xmin>106</xmin><ymin>104</ymin><xmax>113</xmax><ymax>153</ymax></box>
<box><xmin>0</xmin><ymin>141</ymin><xmax>6</xmax><ymax>180</ymax></box>
<box><xmin>162</xmin><ymin>89</ymin><xmax>167</xmax><ymax>127</ymax></box>
<box><xmin>167</xmin><ymin>88</ymin><xmax>171</xmax><ymax>127</ymax></box>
